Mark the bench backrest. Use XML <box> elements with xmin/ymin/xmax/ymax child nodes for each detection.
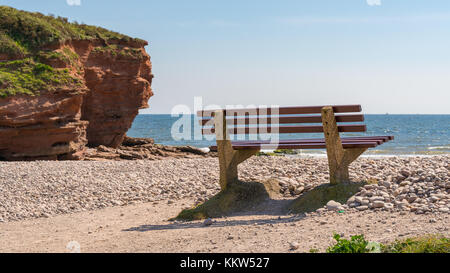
<box><xmin>197</xmin><ymin>105</ymin><xmax>366</xmax><ymax>136</ymax></box>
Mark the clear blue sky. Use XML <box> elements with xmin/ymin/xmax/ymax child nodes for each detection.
<box><xmin>2</xmin><ymin>0</ymin><xmax>450</xmax><ymax>114</ymax></box>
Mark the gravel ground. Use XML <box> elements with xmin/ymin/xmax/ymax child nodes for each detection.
<box><xmin>0</xmin><ymin>199</ymin><xmax>448</xmax><ymax>253</ymax></box>
<box><xmin>0</xmin><ymin>155</ymin><xmax>449</xmax><ymax>222</ymax></box>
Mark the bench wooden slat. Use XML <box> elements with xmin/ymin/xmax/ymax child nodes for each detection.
<box><xmin>202</xmin><ymin>124</ymin><xmax>367</xmax><ymax>135</ymax></box>
<box><xmin>198</xmin><ymin>105</ymin><xmax>362</xmax><ymax>117</ymax></box>
<box><xmin>233</xmin><ymin>139</ymin><xmax>383</xmax><ymax>146</ymax></box>
<box><xmin>230</xmin><ymin>139</ymin><xmax>383</xmax><ymax>146</ymax></box>
<box><xmin>231</xmin><ymin>136</ymin><xmax>394</xmax><ymax>145</ymax></box>
<box><xmin>199</xmin><ymin>114</ymin><xmax>364</xmax><ymax>126</ymax></box>
<box><xmin>210</xmin><ymin>141</ymin><xmax>379</xmax><ymax>151</ymax></box>
<box><xmin>211</xmin><ymin>138</ymin><xmax>387</xmax><ymax>147</ymax></box>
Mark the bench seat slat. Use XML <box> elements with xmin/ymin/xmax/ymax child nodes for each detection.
<box><xmin>231</xmin><ymin>136</ymin><xmax>394</xmax><ymax>145</ymax></box>
<box><xmin>208</xmin><ymin>136</ymin><xmax>394</xmax><ymax>151</ymax></box>
<box><xmin>210</xmin><ymin>141</ymin><xmax>379</xmax><ymax>151</ymax></box>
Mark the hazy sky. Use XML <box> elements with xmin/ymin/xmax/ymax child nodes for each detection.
<box><xmin>2</xmin><ymin>0</ymin><xmax>450</xmax><ymax>114</ymax></box>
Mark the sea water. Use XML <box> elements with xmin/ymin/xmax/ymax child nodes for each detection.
<box><xmin>128</xmin><ymin>114</ymin><xmax>450</xmax><ymax>156</ymax></box>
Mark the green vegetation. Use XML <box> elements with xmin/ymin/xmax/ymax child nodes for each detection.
<box><xmin>256</xmin><ymin>151</ymin><xmax>280</xmax><ymax>156</ymax></box>
<box><xmin>255</xmin><ymin>149</ymin><xmax>299</xmax><ymax>156</ymax></box>
<box><xmin>289</xmin><ymin>182</ymin><xmax>365</xmax><ymax>213</ymax></box>
<box><xmin>36</xmin><ymin>47</ymin><xmax>79</xmax><ymax>64</ymax></box>
<box><xmin>326</xmin><ymin>234</ymin><xmax>379</xmax><ymax>253</ymax></box>
<box><xmin>0</xmin><ymin>58</ymin><xmax>81</xmax><ymax>97</ymax></box>
<box><xmin>0</xmin><ymin>5</ymin><xmax>147</xmax><ymax>97</ymax></box>
<box><xmin>92</xmin><ymin>44</ymin><xmax>144</xmax><ymax>60</ymax></box>
<box><xmin>382</xmin><ymin>235</ymin><xmax>450</xmax><ymax>253</ymax></box>
<box><xmin>0</xmin><ymin>31</ymin><xmax>27</xmax><ymax>57</ymax></box>
<box><xmin>273</xmin><ymin>149</ymin><xmax>298</xmax><ymax>155</ymax></box>
<box><xmin>317</xmin><ymin>234</ymin><xmax>449</xmax><ymax>253</ymax></box>
<box><xmin>173</xmin><ymin>179</ymin><xmax>281</xmax><ymax>221</ymax></box>
<box><xmin>0</xmin><ymin>5</ymin><xmax>145</xmax><ymax>56</ymax></box>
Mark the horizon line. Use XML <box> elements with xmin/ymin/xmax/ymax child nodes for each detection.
<box><xmin>138</xmin><ymin>113</ymin><xmax>450</xmax><ymax>115</ymax></box>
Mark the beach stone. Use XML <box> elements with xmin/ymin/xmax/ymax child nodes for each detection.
<box><xmin>369</xmin><ymin>196</ymin><xmax>384</xmax><ymax>202</ymax></box>
<box><xmin>203</xmin><ymin>218</ymin><xmax>213</xmax><ymax>226</ymax></box>
<box><xmin>356</xmin><ymin>206</ymin><xmax>369</xmax><ymax>211</ymax></box>
<box><xmin>347</xmin><ymin>196</ymin><xmax>356</xmax><ymax>205</ymax></box>
<box><xmin>400</xmin><ymin>170</ymin><xmax>411</xmax><ymax>178</ymax></box>
<box><xmin>294</xmin><ymin>187</ymin><xmax>304</xmax><ymax>195</ymax></box>
<box><xmin>289</xmin><ymin>242</ymin><xmax>300</xmax><ymax>250</ymax></box>
<box><xmin>326</xmin><ymin>200</ymin><xmax>342</xmax><ymax>211</ymax></box>
<box><xmin>316</xmin><ymin>208</ymin><xmax>326</xmax><ymax>214</ymax></box>
<box><xmin>372</xmin><ymin>201</ymin><xmax>385</xmax><ymax>208</ymax></box>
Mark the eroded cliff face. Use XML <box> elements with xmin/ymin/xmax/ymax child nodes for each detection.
<box><xmin>0</xmin><ymin>40</ymin><xmax>153</xmax><ymax>160</ymax></box>
<box><xmin>79</xmin><ymin>40</ymin><xmax>153</xmax><ymax>147</ymax></box>
<box><xmin>0</xmin><ymin>90</ymin><xmax>89</xmax><ymax>160</ymax></box>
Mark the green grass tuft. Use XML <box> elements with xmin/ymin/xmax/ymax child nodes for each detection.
<box><xmin>320</xmin><ymin>234</ymin><xmax>450</xmax><ymax>253</ymax></box>
<box><xmin>91</xmin><ymin>44</ymin><xmax>144</xmax><ymax>60</ymax></box>
<box><xmin>382</xmin><ymin>235</ymin><xmax>450</xmax><ymax>253</ymax></box>
<box><xmin>273</xmin><ymin>149</ymin><xmax>298</xmax><ymax>155</ymax></box>
<box><xmin>326</xmin><ymin>233</ymin><xmax>377</xmax><ymax>253</ymax></box>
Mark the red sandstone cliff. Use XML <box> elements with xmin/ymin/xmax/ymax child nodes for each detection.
<box><xmin>0</xmin><ymin>40</ymin><xmax>153</xmax><ymax>160</ymax></box>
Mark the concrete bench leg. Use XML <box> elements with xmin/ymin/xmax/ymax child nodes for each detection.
<box><xmin>214</xmin><ymin>110</ymin><xmax>259</xmax><ymax>190</ymax></box>
<box><xmin>321</xmin><ymin>106</ymin><xmax>367</xmax><ymax>184</ymax></box>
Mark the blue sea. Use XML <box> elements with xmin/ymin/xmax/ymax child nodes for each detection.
<box><xmin>128</xmin><ymin>115</ymin><xmax>450</xmax><ymax>155</ymax></box>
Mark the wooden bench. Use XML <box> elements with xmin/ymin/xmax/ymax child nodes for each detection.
<box><xmin>197</xmin><ymin>105</ymin><xmax>394</xmax><ymax>190</ymax></box>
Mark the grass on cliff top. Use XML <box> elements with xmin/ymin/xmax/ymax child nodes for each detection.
<box><xmin>0</xmin><ymin>58</ymin><xmax>82</xmax><ymax>97</ymax></box>
<box><xmin>92</xmin><ymin>44</ymin><xmax>145</xmax><ymax>60</ymax></box>
<box><xmin>0</xmin><ymin>5</ymin><xmax>147</xmax><ymax>97</ymax></box>
<box><xmin>0</xmin><ymin>5</ymin><xmax>146</xmax><ymax>56</ymax></box>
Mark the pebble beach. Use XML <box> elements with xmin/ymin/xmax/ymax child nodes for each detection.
<box><xmin>1</xmin><ymin>155</ymin><xmax>449</xmax><ymax>223</ymax></box>
<box><xmin>0</xmin><ymin>154</ymin><xmax>449</xmax><ymax>253</ymax></box>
